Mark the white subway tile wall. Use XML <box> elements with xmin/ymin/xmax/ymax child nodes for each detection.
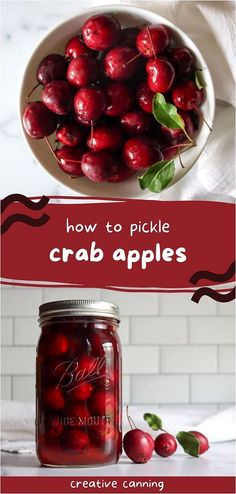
<box><xmin>1</xmin><ymin>287</ymin><xmax>235</xmax><ymax>407</ymax></box>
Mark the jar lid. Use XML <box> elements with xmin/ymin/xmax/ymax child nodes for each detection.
<box><xmin>39</xmin><ymin>300</ymin><xmax>119</xmax><ymax>322</ymax></box>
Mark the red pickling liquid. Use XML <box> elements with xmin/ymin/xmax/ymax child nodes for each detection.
<box><xmin>36</xmin><ymin>301</ymin><xmax>122</xmax><ymax>466</ymax></box>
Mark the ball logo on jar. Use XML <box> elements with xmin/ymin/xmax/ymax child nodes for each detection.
<box><xmin>54</xmin><ymin>356</ymin><xmax>109</xmax><ymax>393</ymax></box>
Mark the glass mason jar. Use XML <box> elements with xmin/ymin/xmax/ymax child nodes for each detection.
<box><xmin>36</xmin><ymin>300</ymin><xmax>122</xmax><ymax>467</ymax></box>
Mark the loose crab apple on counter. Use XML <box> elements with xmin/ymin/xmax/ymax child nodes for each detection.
<box><xmin>123</xmin><ymin>409</ymin><xmax>209</xmax><ymax>464</ymax></box>
<box><xmin>22</xmin><ymin>12</ymin><xmax>210</xmax><ymax>193</ymax></box>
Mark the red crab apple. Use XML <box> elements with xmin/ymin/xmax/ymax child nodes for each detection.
<box><xmin>42</xmin><ymin>80</ymin><xmax>74</xmax><ymax>115</ymax></box>
<box><xmin>56</xmin><ymin>122</ymin><xmax>83</xmax><ymax>147</ymax></box>
<box><xmin>43</xmin><ymin>333</ymin><xmax>69</xmax><ymax>357</ymax></box>
<box><xmin>23</xmin><ymin>101</ymin><xmax>57</xmax><ymax>138</ymax></box>
<box><xmin>146</xmin><ymin>58</ymin><xmax>175</xmax><ymax>93</ymax></box>
<box><xmin>81</xmin><ymin>150</ymin><xmax>119</xmax><ymax>182</ymax></box>
<box><xmin>87</xmin><ymin>124</ymin><xmax>123</xmax><ymax>151</ymax></box>
<box><xmin>66</xmin><ymin>55</ymin><xmax>100</xmax><ymax>88</ymax></box>
<box><xmin>123</xmin><ymin>407</ymin><xmax>154</xmax><ymax>464</ymax></box>
<box><xmin>188</xmin><ymin>431</ymin><xmax>209</xmax><ymax>455</ymax></box>
<box><xmin>123</xmin><ymin>136</ymin><xmax>163</xmax><ymax>170</ymax></box>
<box><xmin>36</xmin><ymin>54</ymin><xmax>68</xmax><ymax>86</ymax></box>
<box><xmin>74</xmin><ymin>87</ymin><xmax>107</xmax><ymax>122</ymax></box>
<box><xmin>154</xmin><ymin>433</ymin><xmax>177</xmax><ymax>457</ymax></box>
<box><xmin>65</xmin><ymin>36</ymin><xmax>92</xmax><ymax>59</ymax></box>
<box><xmin>82</xmin><ymin>14</ymin><xmax>121</xmax><ymax>51</ymax></box>
<box><xmin>55</xmin><ymin>146</ymin><xmax>84</xmax><ymax>176</ymax></box>
<box><xmin>172</xmin><ymin>80</ymin><xmax>203</xmax><ymax>110</ymax></box>
<box><xmin>120</xmin><ymin>110</ymin><xmax>151</xmax><ymax>136</ymax></box>
<box><xmin>170</xmin><ymin>47</ymin><xmax>195</xmax><ymax>76</ymax></box>
<box><xmin>64</xmin><ymin>429</ymin><xmax>89</xmax><ymax>453</ymax></box>
<box><xmin>104</xmin><ymin>46</ymin><xmax>140</xmax><ymax>81</ymax></box>
<box><xmin>136</xmin><ymin>81</ymin><xmax>154</xmax><ymax>113</ymax></box>
<box><xmin>90</xmin><ymin>422</ymin><xmax>115</xmax><ymax>446</ymax></box>
<box><xmin>68</xmin><ymin>382</ymin><xmax>94</xmax><ymax>402</ymax></box>
<box><xmin>136</xmin><ymin>25</ymin><xmax>170</xmax><ymax>57</ymax></box>
<box><xmin>89</xmin><ymin>390</ymin><xmax>114</xmax><ymax>416</ymax></box>
<box><xmin>44</xmin><ymin>386</ymin><xmax>65</xmax><ymax>410</ymax></box>
<box><xmin>105</xmin><ymin>81</ymin><xmax>134</xmax><ymax>117</ymax></box>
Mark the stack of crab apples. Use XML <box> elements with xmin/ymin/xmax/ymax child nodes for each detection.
<box><xmin>23</xmin><ymin>13</ymin><xmax>203</xmax><ymax>186</ymax></box>
<box><xmin>36</xmin><ymin>321</ymin><xmax>121</xmax><ymax>466</ymax></box>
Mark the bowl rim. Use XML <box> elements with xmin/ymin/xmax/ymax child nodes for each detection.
<box><xmin>18</xmin><ymin>3</ymin><xmax>215</xmax><ymax>199</ymax></box>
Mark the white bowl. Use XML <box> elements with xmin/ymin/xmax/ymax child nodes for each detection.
<box><xmin>19</xmin><ymin>4</ymin><xmax>215</xmax><ymax>199</ymax></box>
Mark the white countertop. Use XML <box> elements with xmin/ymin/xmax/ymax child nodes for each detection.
<box><xmin>1</xmin><ymin>442</ymin><xmax>235</xmax><ymax>477</ymax></box>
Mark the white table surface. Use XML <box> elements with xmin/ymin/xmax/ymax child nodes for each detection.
<box><xmin>1</xmin><ymin>442</ymin><xmax>235</xmax><ymax>477</ymax></box>
<box><xmin>1</xmin><ymin>0</ymin><xmax>234</xmax><ymax>202</ymax></box>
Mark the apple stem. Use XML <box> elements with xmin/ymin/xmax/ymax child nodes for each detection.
<box><xmin>45</xmin><ymin>136</ymin><xmax>62</xmax><ymax>165</ymax></box>
<box><xmin>123</xmin><ymin>52</ymin><xmax>141</xmax><ymax>67</ymax></box>
<box><xmin>203</xmin><ymin>116</ymin><xmax>212</xmax><ymax>131</ymax></box>
<box><xmin>126</xmin><ymin>406</ymin><xmax>137</xmax><ymax>430</ymax></box>
<box><xmin>90</xmin><ymin>119</ymin><xmax>94</xmax><ymax>142</ymax></box>
<box><xmin>179</xmin><ymin>154</ymin><xmax>185</xmax><ymax>168</ymax></box>
<box><xmin>147</xmin><ymin>25</ymin><xmax>156</xmax><ymax>60</ymax></box>
<box><xmin>27</xmin><ymin>82</ymin><xmax>40</xmax><ymax>99</ymax></box>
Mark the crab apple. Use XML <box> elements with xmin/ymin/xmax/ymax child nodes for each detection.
<box><xmin>89</xmin><ymin>390</ymin><xmax>114</xmax><ymax>416</ymax></box>
<box><xmin>154</xmin><ymin>433</ymin><xmax>177</xmax><ymax>457</ymax></box>
<box><xmin>108</xmin><ymin>163</ymin><xmax>135</xmax><ymax>183</ymax></box>
<box><xmin>123</xmin><ymin>136</ymin><xmax>163</xmax><ymax>170</ymax></box>
<box><xmin>43</xmin><ymin>357</ymin><xmax>69</xmax><ymax>383</ymax></box>
<box><xmin>23</xmin><ymin>102</ymin><xmax>57</xmax><ymax>139</ymax></box>
<box><xmin>66</xmin><ymin>55</ymin><xmax>100</xmax><ymax>88</ymax></box>
<box><xmin>44</xmin><ymin>333</ymin><xmax>69</xmax><ymax>357</ymax></box>
<box><xmin>44</xmin><ymin>386</ymin><xmax>65</xmax><ymax>410</ymax></box>
<box><xmin>123</xmin><ymin>429</ymin><xmax>154</xmax><ymax>463</ymax></box>
<box><xmin>74</xmin><ymin>87</ymin><xmax>107</xmax><ymax>122</ymax></box>
<box><xmin>87</xmin><ymin>124</ymin><xmax>123</xmax><ymax>152</ymax></box>
<box><xmin>66</xmin><ymin>403</ymin><xmax>90</xmax><ymax>423</ymax></box>
<box><xmin>146</xmin><ymin>58</ymin><xmax>175</xmax><ymax>93</ymax></box>
<box><xmin>105</xmin><ymin>81</ymin><xmax>134</xmax><ymax>117</ymax></box>
<box><xmin>46</xmin><ymin>417</ymin><xmax>64</xmax><ymax>438</ymax></box>
<box><xmin>90</xmin><ymin>422</ymin><xmax>115</xmax><ymax>446</ymax></box>
<box><xmin>42</xmin><ymin>80</ymin><xmax>74</xmax><ymax>115</ymax></box>
<box><xmin>188</xmin><ymin>431</ymin><xmax>209</xmax><ymax>455</ymax></box>
<box><xmin>120</xmin><ymin>27</ymin><xmax>140</xmax><ymax>48</ymax></box>
<box><xmin>172</xmin><ymin>80</ymin><xmax>203</xmax><ymax>110</ymax></box>
<box><xmin>120</xmin><ymin>110</ymin><xmax>151</xmax><ymax>136</ymax></box>
<box><xmin>82</xmin><ymin>14</ymin><xmax>121</xmax><ymax>51</ymax></box>
<box><xmin>36</xmin><ymin>54</ymin><xmax>68</xmax><ymax>85</ymax></box>
<box><xmin>64</xmin><ymin>429</ymin><xmax>89</xmax><ymax>453</ymax></box>
<box><xmin>104</xmin><ymin>46</ymin><xmax>140</xmax><ymax>81</ymax></box>
<box><xmin>55</xmin><ymin>146</ymin><xmax>84</xmax><ymax>176</ymax></box>
<box><xmin>161</xmin><ymin>111</ymin><xmax>194</xmax><ymax>144</ymax></box>
<box><xmin>81</xmin><ymin>150</ymin><xmax>119</xmax><ymax>182</ymax></box>
<box><xmin>65</xmin><ymin>36</ymin><xmax>91</xmax><ymax>59</ymax></box>
<box><xmin>68</xmin><ymin>382</ymin><xmax>94</xmax><ymax>402</ymax></box>
<box><xmin>170</xmin><ymin>47</ymin><xmax>195</xmax><ymax>76</ymax></box>
<box><xmin>136</xmin><ymin>25</ymin><xmax>170</xmax><ymax>57</ymax></box>
<box><xmin>56</xmin><ymin>122</ymin><xmax>83</xmax><ymax>147</ymax></box>
<box><xmin>136</xmin><ymin>81</ymin><xmax>154</xmax><ymax>114</ymax></box>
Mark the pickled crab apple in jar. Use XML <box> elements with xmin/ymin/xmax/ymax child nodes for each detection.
<box><xmin>36</xmin><ymin>300</ymin><xmax>122</xmax><ymax>467</ymax></box>
<box><xmin>22</xmin><ymin>13</ymin><xmax>210</xmax><ymax>194</ymax></box>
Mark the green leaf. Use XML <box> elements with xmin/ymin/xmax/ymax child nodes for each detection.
<box><xmin>176</xmin><ymin>431</ymin><xmax>200</xmax><ymax>457</ymax></box>
<box><xmin>143</xmin><ymin>413</ymin><xmax>163</xmax><ymax>431</ymax></box>
<box><xmin>152</xmin><ymin>93</ymin><xmax>185</xmax><ymax>130</ymax></box>
<box><xmin>195</xmin><ymin>70</ymin><xmax>207</xmax><ymax>90</ymax></box>
<box><xmin>139</xmin><ymin>159</ymin><xmax>175</xmax><ymax>193</ymax></box>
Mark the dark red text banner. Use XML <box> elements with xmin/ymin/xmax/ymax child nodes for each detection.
<box><xmin>1</xmin><ymin>198</ymin><xmax>235</xmax><ymax>290</ymax></box>
<box><xmin>1</xmin><ymin>476</ymin><xmax>235</xmax><ymax>493</ymax></box>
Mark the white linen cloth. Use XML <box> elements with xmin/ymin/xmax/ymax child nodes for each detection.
<box><xmin>1</xmin><ymin>401</ymin><xmax>235</xmax><ymax>454</ymax></box>
<box><xmin>89</xmin><ymin>0</ymin><xmax>235</xmax><ymax>201</ymax></box>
